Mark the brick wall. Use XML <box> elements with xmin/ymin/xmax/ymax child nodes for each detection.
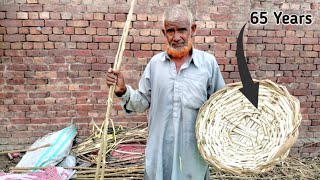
<box><xmin>0</xmin><ymin>0</ymin><xmax>319</xmax><ymax>156</ymax></box>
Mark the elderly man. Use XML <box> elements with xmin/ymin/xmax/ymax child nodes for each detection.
<box><xmin>107</xmin><ymin>4</ymin><xmax>225</xmax><ymax>180</ymax></box>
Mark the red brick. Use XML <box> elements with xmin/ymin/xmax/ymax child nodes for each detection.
<box><xmin>73</xmin><ymin>49</ymin><xmax>92</xmax><ymax>56</ymax></box>
<box><xmin>11</xmin><ymin>118</ymin><xmax>31</xmax><ymax>124</ymax></box>
<box><xmin>65</xmin><ymin>5</ymin><xmax>86</xmax><ymax>13</ymax></box>
<box><xmin>0</xmin><ymin>20</ymin><xmax>22</xmax><ymax>27</ymax></box>
<box><xmin>74</xmin><ymin>104</ymin><xmax>94</xmax><ymax>111</ymax></box>
<box><xmin>21</xmin><ymin>42</ymin><xmax>32</xmax><ymax>49</ymax></box>
<box><xmin>134</xmin><ymin>51</ymin><xmax>153</xmax><ymax>58</ymax></box>
<box><xmin>27</xmin><ymin>50</ymin><xmax>48</xmax><ymax>57</ymax></box>
<box><xmin>45</xmin><ymin>20</ymin><xmax>66</xmax><ymax>27</ymax></box>
<box><xmin>7</xmin><ymin>64</ymin><xmax>28</xmax><ymax>71</ymax></box>
<box><xmin>210</xmin><ymin>14</ymin><xmax>231</xmax><ymax>21</ymax></box>
<box><xmin>211</xmin><ymin>30</ymin><xmax>231</xmax><ymax>36</ymax></box>
<box><xmin>71</xmin><ymin>35</ymin><xmax>92</xmax><ymax>42</ymax></box>
<box><xmin>247</xmin><ymin>37</ymin><xmax>262</xmax><ymax>44</ymax></box>
<box><xmin>280</xmin><ymin>64</ymin><xmax>298</xmax><ymax>70</ymax></box>
<box><xmin>90</xmin><ymin>21</ymin><xmax>110</xmax><ymax>28</ymax></box>
<box><xmin>49</xmin><ymin>35</ymin><xmax>70</xmax><ymax>41</ymax></box>
<box><xmin>301</xmin><ymin>51</ymin><xmax>318</xmax><ymax>57</ymax></box>
<box><xmin>29</xmin><ymin>27</ymin><xmax>41</xmax><ymax>34</ymax></box>
<box><xmin>75</xmin><ymin>28</ymin><xmax>85</xmax><ymax>34</ymax></box>
<box><xmin>5</xmin><ymin>50</ymin><xmax>27</xmax><ymax>56</ymax></box>
<box><xmin>67</xmin><ymin>20</ymin><xmax>89</xmax><ymax>27</ymax></box>
<box><xmin>70</xmin><ymin>64</ymin><xmax>91</xmax><ymax>70</ymax></box>
<box><xmin>52</xmin><ymin>27</ymin><xmax>63</xmax><ymax>34</ymax></box>
<box><xmin>261</xmin><ymin>51</ymin><xmax>280</xmax><ymax>57</ymax></box>
<box><xmin>28</xmin><ymin>12</ymin><xmax>39</xmax><ymax>19</ymax></box>
<box><xmin>6</xmin><ymin>11</ymin><xmax>17</xmax><ymax>19</ymax></box>
<box><xmin>281</xmin><ymin>51</ymin><xmax>299</xmax><ymax>57</ymax></box>
<box><xmin>6</xmin><ymin>27</ymin><xmax>18</xmax><ymax>35</ymax></box>
<box><xmin>301</xmin><ymin>38</ymin><xmax>318</xmax><ymax>44</ymax></box>
<box><xmin>92</xmin><ymin>64</ymin><xmax>110</xmax><ymax>71</ymax></box>
<box><xmin>300</xmin><ymin>64</ymin><xmax>316</xmax><ymax>71</ymax></box>
<box><xmin>71</xmin><ymin>78</ymin><xmax>93</xmax><ymax>84</ymax></box>
<box><xmin>83</xmin><ymin>13</ymin><xmax>93</xmax><ymax>20</ymax></box>
<box><xmin>61</xmin><ymin>12</ymin><xmax>72</xmax><ymax>20</ymax></box>
<box><xmin>9</xmin><ymin>105</ymin><xmax>30</xmax><ymax>111</ymax></box>
<box><xmin>39</xmin><ymin>12</ymin><xmax>50</xmax><ymax>19</ymax></box>
<box><xmin>49</xmin><ymin>12</ymin><xmax>60</xmax><ymax>19</ymax></box>
<box><xmin>85</xmin><ymin>27</ymin><xmax>96</xmax><ymax>35</ymax></box>
<box><xmin>43</xmin><ymin>5</ymin><xmax>64</xmax><ymax>12</ymax></box>
<box><xmin>22</xmin><ymin>20</ymin><xmax>44</xmax><ymax>26</ymax></box>
<box><xmin>0</xmin><ymin>42</ymin><xmax>10</xmax><ymax>49</ymax></box>
<box><xmin>17</xmin><ymin>12</ymin><xmax>28</xmax><ymax>19</ymax></box>
<box><xmin>263</xmin><ymin>37</ymin><xmax>282</xmax><ymax>44</ymax></box>
<box><xmin>282</xmin><ymin>37</ymin><xmax>300</xmax><ymax>44</ymax></box>
<box><xmin>88</xmin><ymin>43</ymin><xmax>98</xmax><ymax>49</ymax></box>
<box><xmin>77</xmin><ymin>43</ymin><xmax>87</xmax><ymax>49</ymax></box>
<box><xmin>0</xmin><ymin>12</ymin><xmax>4</xmax><ymax>19</ymax></box>
<box><xmin>97</xmin><ymin>28</ymin><xmax>108</xmax><ymax>35</ymax></box>
<box><xmin>0</xmin><ymin>27</ymin><xmax>5</xmax><ymax>34</ymax></box>
<box><xmin>63</xmin><ymin>27</ymin><xmax>74</xmax><ymax>34</ymax></box>
<box><xmin>7</xmin><ymin>78</ymin><xmax>25</xmax><ymax>85</ymax></box>
<box><xmin>26</xmin><ymin>35</ymin><xmax>48</xmax><ymax>41</ymax></box>
<box><xmin>28</xmin><ymin>64</ymin><xmax>48</xmax><ymax>71</ymax></box>
<box><xmin>93</xmin><ymin>36</ymin><xmax>112</xmax><ymax>42</ymax></box>
<box><xmin>4</xmin><ymin>35</ymin><xmax>25</xmax><ymax>42</ymax></box>
<box><xmin>0</xmin><ymin>5</ymin><xmax>19</xmax><ymax>12</ymax></box>
<box><xmin>30</xmin><ymin>118</ymin><xmax>51</xmax><ymax>124</ymax></box>
<box><xmin>20</xmin><ymin>4</ymin><xmax>42</xmax><ymax>11</ymax></box>
<box><xmin>277</xmin><ymin>77</ymin><xmax>296</xmax><ymax>83</ymax></box>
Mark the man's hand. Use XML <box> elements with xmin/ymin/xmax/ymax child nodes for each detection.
<box><xmin>107</xmin><ymin>68</ymin><xmax>127</xmax><ymax>97</ymax></box>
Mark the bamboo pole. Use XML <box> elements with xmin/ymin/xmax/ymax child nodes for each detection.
<box><xmin>0</xmin><ymin>144</ymin><xmax>51</xmax><ymax>154</ymax></box>
<box><xmin>94</xmin><ymin>0</ymin><xmax>136</xmax><ymax>180</ymax></box>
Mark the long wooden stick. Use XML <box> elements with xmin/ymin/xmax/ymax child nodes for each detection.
<box><xmin>0</xmin><ymin>144</ymin><xmax>51</xmax><ymax>154</ymax></box>
<box><xmin>94</xmin><ymin>1</ymin><xmax>136</xmax><ymax>180</ymax></box>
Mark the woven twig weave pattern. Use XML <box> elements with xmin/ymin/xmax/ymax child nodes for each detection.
<box><xmin>196</xmin><ymin>79</ymin><xmax>301</xmax><ymax>175</ymax></box>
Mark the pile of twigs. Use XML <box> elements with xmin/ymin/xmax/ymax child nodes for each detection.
<box><xmin>72</xmin><ymin>122</ymin><xmax>147</xmax><ymax>166</ymax></box>
<box><xmin>210</xmin><ymin>156</ymin><xmax>320</xmax><ymax>179</ymax></box>
<box><xmin>73</xmin><ymin>166</ymin><xmax>144</xmax><ymax>180</ymax></box>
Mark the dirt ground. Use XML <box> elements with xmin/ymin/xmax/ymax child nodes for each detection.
<box><xmin>0</xmin><ymin>154</ymin><xmax>20</xmax><ymax>173</ymax></box>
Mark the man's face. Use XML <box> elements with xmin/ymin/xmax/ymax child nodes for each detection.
<box><xmin>162</xmin><ymin>17</ymin><xmax>196</xmax><ymax>59</ymax></box>
<box><xmin>163</xmin><ymin>17</ymin><xmax>195</xmax><ymax>50</ymax></box>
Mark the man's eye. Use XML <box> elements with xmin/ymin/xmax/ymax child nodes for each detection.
<box><xmin>167</xmin><ymin>29</ymin><xmax>174</xmax><ymax>33</ymax></box>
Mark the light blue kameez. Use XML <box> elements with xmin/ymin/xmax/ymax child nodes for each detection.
<box><xmin>117</xmin><ymin>49</ymin><xmax>225</xmax><ymax>180</ymax></box>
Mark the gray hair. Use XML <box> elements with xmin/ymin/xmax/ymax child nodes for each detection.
<box><xmin>162</xmin><ymin>4</ymin><xmax>194</xmax><ymax>28</ymax></box>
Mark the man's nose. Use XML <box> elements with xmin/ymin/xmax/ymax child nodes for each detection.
<box><xmin>173</xmin><ymin>32</ymin><xmax>181</xmax><ymax>41</ymax></box>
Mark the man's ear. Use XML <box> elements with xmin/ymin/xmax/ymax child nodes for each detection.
<box><xmin>191</xmin><ymin>23</ymin><xmax>197</xmax><ymax>36</ymax></box>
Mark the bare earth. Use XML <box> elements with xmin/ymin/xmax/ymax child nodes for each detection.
<box><xmin>0</xmin><ymin>154</ymin><xmax>19</xmax><ymax>173</ymax></box>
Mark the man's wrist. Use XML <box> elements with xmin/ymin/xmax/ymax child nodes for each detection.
<box><xmin>115</xmin><ymin>86</ymin><xmax>127</xmax><ymax>97</ymax></box>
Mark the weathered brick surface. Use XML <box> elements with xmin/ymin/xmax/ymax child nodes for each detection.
<box><xmin>0</xmin><ymin>0</ymin><xmax>319</xmax><ymax>155</ymax></box>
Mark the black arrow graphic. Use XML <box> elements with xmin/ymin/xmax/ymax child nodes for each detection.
<box><xmin>236</xmin><ymin>23</ymin><xmax>259</xmax><ymax>108</ymax></box>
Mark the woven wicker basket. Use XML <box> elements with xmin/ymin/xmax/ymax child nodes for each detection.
<box><xmin>196</xmin><ymin>79</ymin><xmax>301</xmax><ymax>175</ymax></box>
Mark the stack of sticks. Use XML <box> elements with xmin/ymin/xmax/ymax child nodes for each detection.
<box><xmin>72</xmin><ymin>122</ymin><xmax>147</xmax><ymax>166</ymax></box>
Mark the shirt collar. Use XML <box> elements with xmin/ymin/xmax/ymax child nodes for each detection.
<box><xmin>162</xmin><ymin>48</ymin><xmax>200</xmax><ymax>68</ymax></box>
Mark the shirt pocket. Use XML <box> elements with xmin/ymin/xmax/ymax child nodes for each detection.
<box><xmin>182</xmin><ymin>72</ymin><xmax>208</xmax><ymax>109</ymax></box>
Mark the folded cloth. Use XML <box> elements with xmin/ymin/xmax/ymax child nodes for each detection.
<box><xmin>0</xmin><ymin>167</ymin><xmax>75</xmax><ymax>180</ymax></box>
